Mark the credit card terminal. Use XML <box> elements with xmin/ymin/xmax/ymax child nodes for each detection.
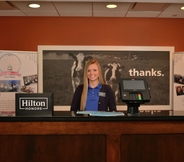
<box><xmin>119</xmin><ymin>78</ymin><xmax>151</xmax><ymax>116</ymax></box>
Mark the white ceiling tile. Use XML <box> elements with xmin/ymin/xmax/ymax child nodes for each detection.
<box><xmin>158</xmin><ymin>13</ymin><xmax>184</xmax><ymax>18</ymax></box>
<box><xmin>12</xmin><ymin>1</ymin><xmax>59</xmax><ymax>16</ymax></box>
<box><xmin>13</xmin><ymin>1</ymin><xmax>57</xmax><ymax>11</ymax></box>
<box><xmin>93</xmin><ymin>2</ymin><xmax>131</xmax><ymax>11</ymax></box>
<box><xmin>126</xmin><ymin>11</ymin><xmax>161</xmax><ymax>17</ymax></box>
<box><xmin>0</xmin><ymin>10</ymin><xmax>26</xmax><ymax>16</ymax></box>
<box><xmin>131</xmin><ymin>3</ymin><xmax>168</xmax><ymax>11</ymax></box>
<box><xmin>54</xmin><ymin>2</ymin><xmax>92</xmax><ymax>16</ymax></box>
<box><xmin>57</xmin><ymin>12</ymin><xmax>92</xmax><ymax>17</ymax></box>
<box><xmin>0</xmin><ymin>2</ymin><xmax>16</xmax><ymax>10</ymax></box>
<box><xmin>54</xmin><ymin>2</ymin><xmax>92</xmax><ymax>11</ymax></box>
<box><xmin>93</xmin><ymin>2</ymin><xmax>130</xmax><ymax>17</ymax></box>
<box><xmin>93</xmin><ymin>11</ymin><xmax>128</xmax><ymax>17</ymax></box>
<box><xmin>23</xmin><ymin>11</ymin><xmax>59</xmax><ymax>16</ymax></box>
<box><xmin>159</xmin><ymin>3</ymin><xmax>184</xmax><ymax>18</ymax></box>
<box><xmin>162</xmin><ymin>3</ymin><xmax>184</xmax><ymax>12</ymax></box>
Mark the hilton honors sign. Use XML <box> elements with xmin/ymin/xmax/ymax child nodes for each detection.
<box><xmin>20</xmin><ymin>97</ymin><xmax>48</xmax><ymax>110</ymax></box>
<box><xmin>16</xmin><ymin>93</ymin><xmax>53</xmax><ymax>116</ymax></box>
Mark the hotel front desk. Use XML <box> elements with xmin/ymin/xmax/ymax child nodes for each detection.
<box><xmin>1</xmin><ymin>111</ymin><xmax>184</xmax><ymax>162</ymax></box>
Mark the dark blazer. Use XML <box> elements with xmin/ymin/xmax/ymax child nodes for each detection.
<box><xmin>70</xmin><ymin>84</ymin><xmax>117</xmax><ymax>111</ymax></box>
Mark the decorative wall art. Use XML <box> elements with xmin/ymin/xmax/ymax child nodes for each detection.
<box><xmin>38</xmin><ymin>46</ymin><xmax>174</xmax><ymax>111</ymax></box>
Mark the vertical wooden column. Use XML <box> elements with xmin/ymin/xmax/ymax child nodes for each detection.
<box><xmin>107</xmin><ymin>134</ymin><xmax>121</xmax><ymax>162</ymax></box>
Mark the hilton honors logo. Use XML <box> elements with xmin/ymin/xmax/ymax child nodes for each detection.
<box><xmin>19</xmin><ymin>97</ymin><xmax>48</xmax><ymax>110</ymax></box>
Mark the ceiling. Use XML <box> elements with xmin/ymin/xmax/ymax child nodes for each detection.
<box><xmin>0</xmin><ymin>0</ymin><xmax>184</xmax><ymax>18</ymax></box>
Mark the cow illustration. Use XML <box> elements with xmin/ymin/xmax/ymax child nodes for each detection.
<box><xmin>103</xmin><ymin>62</ymin><xmax>124</xmax><ymax>103</ymax></box>
<box><xmin>70</xmin><ymin>53</ymin><xmax>92</xmax><ymax>93</ymax></box>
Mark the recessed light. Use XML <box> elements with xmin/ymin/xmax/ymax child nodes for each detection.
<box><xmin>106</xmin><ymin>4</ymin><xmax>117</xmax><ymax>9</ymax></box>
<box><xmin>181</xmin><ymin>6</ymin><xmax>184</xmax><ymax>10</ymax></box>
<box><xmin>29</xmin><ymin>4</ymin><xmax>40</xmax><ymax>9</ymax></box>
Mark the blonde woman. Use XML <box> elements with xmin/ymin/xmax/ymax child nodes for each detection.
<box><xmin>70</xmin><ymin>59</ymin><xmax>116</xmax><ymax>111</ymax></box>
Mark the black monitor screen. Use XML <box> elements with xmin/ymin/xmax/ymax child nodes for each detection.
<box><xmin>123</xmin><ymin>80</ymin><xmax>145</xmax><ymax>90</ymax></box>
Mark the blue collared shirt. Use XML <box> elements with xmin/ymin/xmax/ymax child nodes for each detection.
<box><xmin>85</xmin><ymin>83</ymin><xmax>102</xmax><ymax>111</ymax></box>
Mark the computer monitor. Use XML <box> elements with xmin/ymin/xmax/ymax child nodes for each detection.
<box><xmin>15</xmin><ymin>93</ymin><xmax>54</xmax><ymax>117</ymax></box>
<box><xmin>119</xmin><ymin>78</ymin><xmax>151</xmax><ymax>116</ymax></box>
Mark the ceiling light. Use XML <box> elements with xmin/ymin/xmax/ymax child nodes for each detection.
<box><xmin>181</xmin><ymin>6</ymin><xmax>184</xmax><ymax>10</ymax></box>
<box><xmin>29</xmin><ymin>4</ymin><xmax>40</xmax><ymax>9</ymax></box>
<box><xmin>106</xmin><ymin>4</ymin><xmax>117</xmax><ymax>9</ymax></box>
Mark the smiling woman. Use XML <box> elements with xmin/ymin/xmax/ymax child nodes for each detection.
<box><xmin>70</xmin><ymin>58</ymin><xmax>117</xmax><ymax>112</ymax></box>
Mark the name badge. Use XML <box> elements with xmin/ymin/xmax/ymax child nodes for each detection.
<box><xmin>98</xmin><ymin>92</ymin><xmax>106</xmax><ymax>97</ymax></box>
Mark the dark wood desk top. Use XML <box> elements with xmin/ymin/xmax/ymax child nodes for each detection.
<box><xmin>1</xmin><ymin>110</ymin><xmax>184</xmax><ymax>122</ymax></box>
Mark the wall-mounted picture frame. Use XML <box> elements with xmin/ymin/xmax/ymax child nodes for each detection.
<box><xmin>38</xmin><ymin>46</ymin><xmax>174</xmax><ymax>111</ymax></box>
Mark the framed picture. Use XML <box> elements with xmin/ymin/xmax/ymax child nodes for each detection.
<box><xmin>38</xmin><ymin>46</ymin><xmax>174</xmax><ymax>111</ymax></box>
<box><xmin>173</xmin><ymin>52</ymin><xmax>184</xmax><ymax>111</ymax></box>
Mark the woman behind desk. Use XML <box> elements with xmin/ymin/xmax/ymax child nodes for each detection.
<box><xmin>70</xmin><ymin>59</ymin><xmax>117</xmax><ymax>111</ymax></box>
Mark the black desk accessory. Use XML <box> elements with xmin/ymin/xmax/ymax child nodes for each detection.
<box><xmin>15</xmin><ymin>93</ymin><xmax>54</xmax><ymax>117</ymax></box>
<box><xmin>119</xmin><ymin>78</ymin><xmax>151</xmax><ymax>116</ymax></box>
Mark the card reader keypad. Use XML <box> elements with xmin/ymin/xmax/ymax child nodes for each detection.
<box><xmin>129</xmin><ymin>93</ymin><xmax>142</xmax><ymax>100</ymax></box>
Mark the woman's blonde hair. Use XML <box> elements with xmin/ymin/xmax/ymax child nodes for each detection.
<box><xmin>80</xmin><ymin>59</ymin><xmax>104</xmax><ymax>110</ymax></box>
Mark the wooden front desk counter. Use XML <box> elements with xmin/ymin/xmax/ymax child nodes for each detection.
<box><xmin>0</xmin><ymin>111</ymin><xmax>184</xmax><ymax>162</ymax></box>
